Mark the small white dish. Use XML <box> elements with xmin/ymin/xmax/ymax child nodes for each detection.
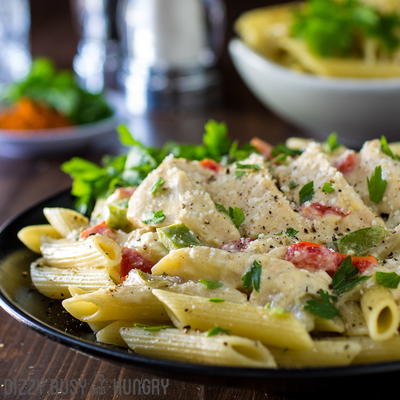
<box><xmin>229</xmin><ymin>39</ymin><xmax>400</xmax><ymax>147</ymax></box>
<box><xmin>0</xmin><ymin>91</ymin><xmax>123</xmax><ymax>158</ymax></box>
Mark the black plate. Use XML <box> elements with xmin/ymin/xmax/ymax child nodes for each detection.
<box><xmin>1</xmin><ymin>190</ymin><xmax>400</xmax><ymax>394</ymax></box>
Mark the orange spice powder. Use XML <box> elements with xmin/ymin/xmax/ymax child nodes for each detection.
<box><xmin>0</xmin><ymin>98</ymin><xmax>73</xmax><ymax>131</ymax></box>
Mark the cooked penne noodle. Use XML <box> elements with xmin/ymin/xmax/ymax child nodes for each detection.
<box><xmin>17</xmin><ymin>225</ymin><xmax>62</xmax><ymax>253</ymax></box>
<box><xmin>348</xmin><ymin>336</ymin><xmax>400</xmax><ymax>364</ymax></box>
<box><xmin>270</xmin><ymin>340</ymin><xmax>361</xmax><ymax>367</ymax></box>
<box><xmin>338</xmin><ymin>301</ymin><xmax>369</xmax><ymax>337</ymax></box>
<box><xmin>360</xmin><ymin>286</ymin><xmax>400</xmax><ymax>341</ymax></box>
<box><xmin>40</xmin><ymin>235</ymin><xmax>121</xmax><ymax>271</ymax></box>
<box><xmin>313</xmin><ymin>317</ymin><xmax>345</xmax><ymax>334</ymax></box>
<box><xmin>30</xmin><ymin>259</ymin><xmax>114</xmax><ymax>299</ymax></box>
<box><xmin>120</xmin><ymin>328</ymin><xmax>277</xmax><ymax>367</ymax></box>
<box><xmin>96</xmin><ymin>321</ymin><xmax>132</xmax><ymax>346</ymax></box>
<box><xmin>152</xmin><ymin>290</ymin><xmax>313</xmax><ymax>350</ymax></box>
<box><xmin>62</xmin><ymin>285</ymin><xmax>169</xmax><ymax>323</ymax></box>
<box><xmin>43</xmin><ymin>207</ymin><xmax>89</xmax><ymax>237</ymax></box>
<box><xmin>88</xmin><ymin>321</ymin><xmax>112</xmax><ymax>333</ymax></box>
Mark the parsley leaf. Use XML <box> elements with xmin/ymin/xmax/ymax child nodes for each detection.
<box><xmin>206</xmin><ymin>327</ymin><xmax>231</xmax><ymax>337</ymax></box>
<box><xmin>285</xmin><ymin>227</ymin><xmax>299</xmax><ymax>238</ymax></box>
<box><xmin>271</xmin><ymin>144</ymin><xmax>302</xmax><ymax>157</ymax></box>
<box><xmin>375</xmin><ymin>271</ymin><xmax>400</xmax><ymax>289</ymax></box>
<box><xmin>323</xmin><ymin>132</ymin><xmax>341</xmax><ymax>153</ymax></box>
<box><xmin>235</xmin><ymin>170</ymin><xmax>246</xmax><ymax>178</ymax></box>
<box><xmin>241</xmin><ymin>260</ymin><xmax>262</xmax><ymax>292</ymax></box>
<box><xmin>229</xmin><ymin>207</ymin><xmax>245</xmax><ymax>229</ymax></box>
<box><xmin>215</xmin><ymin>203</ymin><xmax>245</xmax><ymax>229</ymax></box>
<box><xmin>322</xmin><ymin>182</ymin><xmax>335</xmax><ymax>193</ymax></box>
<box><xmin>209</xmin><ymin>297</ymin><xmax>225</xmax><ymax>303</ymax></box>
<box><xmin>367</xmin><ymin>166</ymin><xmax>387</xmax><ymax>204</ymax></box>
<box><xmin>199</xmin><ymin>279</ymin><xmax>223</xmax><ymax>289</ymax></box>
<box><xmin>380</xmin><ymin>136</ymin><xmax>400</xmax><ymax>161</ymax></box>
<box><xmin>202</xmin><ymin>120</ymin><xmax>231</xmax><ymax>160</ymax></box>
<box><xmin>331</xmin><ymin>256</ymin><xmax>370</xmax><ymax>295</ymax></box>
<box><xmin>235</xmin><ymin>162</ymin><xmax>261</xmax><ymax>170</ymax></box>
<box><xmin>299</xmin><ymin>181</ymin><xmax>314</xmax><ymax>204</ymax></box>
<box><xmin>304</xmin><ymin>290</ymin><xmax>339</xmax><ymax>319</ymax></box>
<box><xmin>334</xmin><ymin>226</ymin><xmax>388</xmax><ymax>256</ymax></box>
<box><xmin>151</xmin><ymin>177</ymin><xmax>165</xmax><ymax>196</ymax></box>
<box><xmin>142</xmin><ymin>210</ymin><xmax>166</xmax><ymax>225</ymax></box>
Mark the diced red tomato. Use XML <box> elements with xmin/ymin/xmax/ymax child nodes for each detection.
<box><xmin>200</xmin><ymin>159</ymin><xmax>221</xmax><ymax>172</ymax></box>
<box><xmin>285</xmin><ymin>241</ymin><xmax>378</xmax><ymax>275</ymax></box>
<box><xmin>250</xmin><ymin>137</ymin><xmax>273</xmax><ymax>159</ymax></box>
<box><xmin>80</xmin><ymin>221</ymin><xmax>117</xmax><ymax>240</ymax></box>
<box><xmin>300</xmin><ymin>202</ymin><xmax>350</xmax><ymax>219</ymax></box>
<box><xmin>115</xmin><ymin>186</ymin><xmax>136</xmax><ymax>199</ymax></box>
<box><xmin>120</xmin><ymin>248</ymin><xmax>154</xmax><ymax>280</ymax></box>
<box><xmin>335</xmin><ymin>151</ymin><xmax>357</xmax><ymax>174</ymax></box>
<box><xmin>351</xmin><ymin>256</ymin><xmax>378</xmax><ymax>272</ymax></box>
<box><xmin>221</xmin><ymin>237</ymin><xmax>255</xmax><ymax>252</ymax></box>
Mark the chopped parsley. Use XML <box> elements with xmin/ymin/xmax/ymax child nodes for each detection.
<box><xmin>375</xmin><ymin>271</ymin><xmax>400</xmax><ymax>289</ymax></box>
<box><xmin>289</xmin><ymin>180</ymin><xmax>299</xmax><ymax>189</ymax></box>
<box><xmin>142</xmin><ymin>210</ymin><xmax>166</xmax><ymax>225</ymax></box>
<box><xmin>285</xmin><ymin>227</ymin><xmax>299</xmax><ymax>238</ymax></box>
<box><xmin>299</xmin><ymin>181</ymin><xmax>314</xmax><ymax>205</ymax></box>
<box><xmin>331</xmin><ymin>256</ymin><xmax>370</xmax><ymax>295</ymax></box>
<box><xmin>323</xmin><ymin>132</ymin><xmax>341</xmax><ymax>153</ymax></box>
<box><xmin>241</xmin><ymin>260</ymin><xmax>262</xmax><ymax>292</ymax></box>
<box><xmin>322</xmin><ymin>182</ymin><xmax>335</xmax><ymax>194</ymax></box>
<box><xmin>334</xmin><ymin>226</ymin><xmax>388</xmax><ymax>256</ymax></box>
<box><xmin>209</xmin><ymin>297</ymin><xmax>225</xmax><ymax>303</ymax></box>
<box><xmin>367</xmin><ymin>166</ymin><xmax>387</xmax><ymax>204</ymax></box>
<box><xmin>271</xmin><ymin>144</ymin><xmax>302</xmax><ymax>157</ymax></box>
<box><xmin>206</xmin><ymin>327</ymin><xmax>231</xmax><ymax>337</ymax></box>
<box><xmin>304</xmin><ymin>290</ymin><xmax>339</xmax><ymax>319</ymax></box>
<box><xmin>380</xmin><ymin>136</ymin><xmax>400</xmax><ymax>161</ymax></box>
<box><xmin>215</xmin><ymin>203</ymin><xmax>245</xmax><ymax>229</ymax></box>
<box><xmin>133</xmin><ymin>323</ymin><xmax>173</xmax><ymax>332</ymax></box>
<box><xmin>235</xmin><ymin>170</ymin><xmax>246</xmax><ymax>178</ymax></box>
<box><xmin>235</xmin><ymin>162</ymin><xmax>261</xmax><ymax>170</ymax></box>
<box><xmin>199</xmin><ymin>279</ymin><xmax>223</xmax><ymax>289</ymax></box>
<box><xmin>151</xmin><ymin>177</ymin><xmax>165</xmax><ymax>196</ymax></box>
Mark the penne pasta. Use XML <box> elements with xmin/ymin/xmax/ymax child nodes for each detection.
<box><xmin>120</xmin><ymin>327</ymin><xmax>277</xmax><ymax>368</ymax></box>
<box><xmin>62</xmin><ymin>284</ymin><xmax>169</xmax><ymax>323</ymax></box>
<box><xmin>152</xmin><ymin>290</ymin><xmax>313</xmax><ymax>350</ymax></box>
<box><xmin>17</xmin><ymin>224</ymin><xmax>62</xmax><ymax>253</ymax></box>
<box><xmin>96</xmin><ymin>321</ymin><xmax>132</xmax><ymax>346</ymax></box>
<box><xmin>43</xmin><ymin>207</ymin><xmax>89</xmax><ymax>237</ymax></box>
<box><xmin>270</xmin><ymin>340</ymin><xmax>361</xmax><ymax>367</ymax></box>
<box><xmin>360</xmin><ymin>285</ymin><xmax>400</xmax><ymax>341</ymax></box>
<box><xmin>40</xmin><ymin>235</ymin><xmax>121</xmax><ymax>273</ymax></box>
<box><xmin>30</xmin><ymin>259</ymin><xmax>114</xmax><ymax>299</ymax></box>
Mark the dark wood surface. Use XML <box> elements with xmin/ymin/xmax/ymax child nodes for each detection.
<box><xmin>0</xmin><ymin>1</ymin><xmax>313</xmax><ymax>399</ymax></box>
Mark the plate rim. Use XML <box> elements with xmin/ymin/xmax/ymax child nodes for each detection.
<box><xmin>1</xmin><ymin>189</ymin><xmax>400</xmax><ymax>380</ymax></box>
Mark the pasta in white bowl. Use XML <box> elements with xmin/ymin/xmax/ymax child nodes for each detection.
<box><xmin>17</xmin><ymin>123</ymin><xmax>400</xmax><ymax>368</ymax></box>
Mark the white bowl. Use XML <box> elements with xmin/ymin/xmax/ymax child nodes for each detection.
<box><xmin>229</xmin><ymin>39</ymin><xmax>400</xmax><ymax>147</ymax></box>
<box><xmin>0</xmin><ymin>91</ymin><xmax>124</xmax><ymax>158</ymax></box>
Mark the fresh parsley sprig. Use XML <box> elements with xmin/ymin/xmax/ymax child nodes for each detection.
<box><xmin>215</xmin><ymin>203</ymin><xmax>245</xmax><ymax>229</ymax></box>
<box><xmin>375</xmin><ymin>272</ymin><xmax>400</xmax><ymax>289</ymax></box>
<box><xmin>142</xmin><ymin>210</ymin><xmax>166</xmax><ymax>225</ymax></box>
<box><xmin>331</xmin><ymin>256</ymin><xmax>370</xmax><ymax>295</ymax></box>
<box><xmin>367</xmin><ymin>166</ymin><xmax>387</xmax><ymax>204</ymax></box>
<box><xmin>299</xmin><ymin>181</ymin><xmax>314</xmax><ymax>205</ymax></box>
<box><xmin>380</xmin><ymin>136</ymin><xmax>400</xmax><ymax>161</ymax></box>
<box><xmin>304</xmin><ymin>290</ymin><xmax>339</xmax><ymax>319</ymax></box>
<box><xmin>241</xmin><ymin>260</ymin><xmax>262</xmax><ymax>292</ymax></box>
